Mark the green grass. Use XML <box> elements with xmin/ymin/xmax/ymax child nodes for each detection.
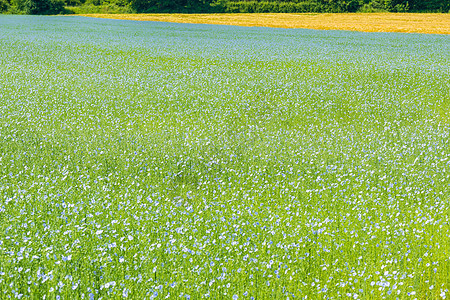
<box><xmin>65</xmin><ymin>4</ymin><xmax>133</xmax><ymax>14</ymax></box>
<box><xmin>0</xmin><ymin>15</ymin><xmax>449</xmax><ymax>299</ymax></box>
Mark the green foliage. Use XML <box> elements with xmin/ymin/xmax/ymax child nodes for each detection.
<box><xmin>215</xmin><ymin>0</ymin><xmax>449</xmax><ymax>13</ymax></box>
<box><xmin>128</xmin><ymin>0</ymin><xmax>156</xmax><ymax>13</ymax></box>
<box><xmin>65</xmin><ymin>0</ymin><xmax>81</xmax><ymax>6</ymax></box>
<box><xmin>6</xmin><ymin>0</ymin><xmax>65</xmax><ymax>13</ymax></box>
<box><xmin>27</xmin><ymin>0</ymin><xmax>65</xmax><ymax>14</ymax></box>
<box><xmin>1</xmin><ymin>0</ymin><xmax>449</xmax><ymax>18</ymax></box>
<box><xmin>223</xmin><ymin>1</ymin><xmax>321</xmax><ymax>13</ymax></box>
<box><xmin>408</xmin><ymin>0</ymin><xmax>450</xmax><ymax>12</ymax></box>
<box><xmin>0</xmin><ymin>0</ymin><xmax>9</xmax><ymax>12</ymax></box>
<box><xmin>128</xmin><ymin>0</ymin><xmax>215</xmax><ymax>13</ymax></box>
<box><xmin>392</xmin><ymin>2</ymin><xmax>408</xmax><ymax>12</ymax></box>
<box><xmin>66</xmin><ymin>3</ymin><xmax>132</xmax><ymax>13</ymax></box>
<box><xmin>358</xmin><ymin>2</ymin><xmax>386</xmax><ymax>11</ymax></box>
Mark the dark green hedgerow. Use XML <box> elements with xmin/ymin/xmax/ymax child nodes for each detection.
<box><xmin>1</xmin><ymin>0</ymin><xmax>449</xmax><ymax>19</ymax></box>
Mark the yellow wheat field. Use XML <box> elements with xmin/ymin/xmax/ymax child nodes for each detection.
<box><xmin>80</xmin><ymin>13</ymin><xmax>450</xmax><ymax>34</ymax></box>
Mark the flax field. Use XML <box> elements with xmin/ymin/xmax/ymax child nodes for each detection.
<box><xmin>0</xmin><ymin>15</ymin><xmax>449</xmax><ymax>299</ymax></box>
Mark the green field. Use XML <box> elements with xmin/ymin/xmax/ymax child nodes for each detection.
<box><xmin>0</xmin><ymin>15</ymin><xmax>449</xmax><ymax>299</ymax></box>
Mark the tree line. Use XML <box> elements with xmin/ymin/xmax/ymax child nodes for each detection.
<box><xmin>0</xmin><ymin>0</ymin><xmax>448</xmax><ymax>15</ymax></box>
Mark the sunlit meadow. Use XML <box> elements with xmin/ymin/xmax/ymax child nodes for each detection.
<box><xmin>0</xmin><ymin>15</ymin><xmax>449</xmax><ymax>299</ymax></box>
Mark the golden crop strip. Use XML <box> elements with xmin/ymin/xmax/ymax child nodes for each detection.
<box><xmin>80</xmin><ymin>13</ymin><xmax>450</xmax><ymax>35</ymax></box>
